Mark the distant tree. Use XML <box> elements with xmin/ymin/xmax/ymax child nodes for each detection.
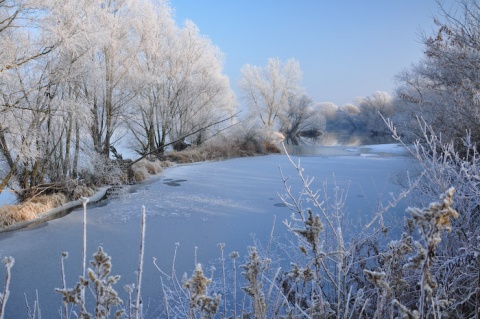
<box><xmin>279</xmin><ymin>94</ymin><xmax>325</xmax><ymax>143</ymax></box>
<box><xmin>240</xmin><ymin>58</ymin><xmax>302</xmax><ymax>129</ymax></box>
<box><xmin>319</xmin><ymin>102</ymin><xmax>339</xmax><ymax>121</ymax></box>
<box><xmin>325</xmin><ymin>103</ymin><xmax>359</xmax><ymax>131</ymax></box>
<box><xmin>356</xmin><ymin>91</ymin><xmax>394</xmax><ymax>135</ymax></box>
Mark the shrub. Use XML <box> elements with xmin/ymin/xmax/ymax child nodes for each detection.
<box><xmin>79</xmin><ymin>153</ymin><xmax>124</xmax><ymax>186</ymax></box>
<box><xmin>383</xmin><ymin>116</ymin><xmax>480</xmax><ymax>317</ymax></box>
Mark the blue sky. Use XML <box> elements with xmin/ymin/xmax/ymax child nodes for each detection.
<box><xmin>171</xmin><ymin>1</ymin><xmax>449</xmax><ymax>107</ymax></box>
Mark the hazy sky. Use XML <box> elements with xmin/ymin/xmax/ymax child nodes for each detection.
<box><xmin>171</xmin><ymin>1</ymin><xmax>450</xmax><ymax>107</ymax></box>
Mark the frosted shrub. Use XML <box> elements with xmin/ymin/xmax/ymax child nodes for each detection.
<box><xmin>183</xmin><ymin>263</ymin><xmax>221</xmax><ymax>319</ymax></box>
<box><xmin>364</xmin><ymin>188</ymin><xmax>458</xmax><ymax>319</ymax></box>
<box><xmin>56</xmin><ymin>247</ymin><xmax>124</xmax><ymax>319</ymax></box>
<box><xmin>365</xmin><ymin>233</ymin><xmax>416</xmax><ymax>318</ymax></box>
<box><xmin>241</xmin><ymin>247</ymin><xmax>268</xmax><ymax>319</ymax></box>
<box><xmin>80</xmin><ymin>153</ymin><xmax>124</xmax><ymax>186</ymax></box>
<box><xmin>385</xmin><ymin>116</ymin><xmax>480</xmax><ymax>317</ymax></box>
<box><xmin>165</xmin><ymin>127</ymin><xmax>281</xmax><ymax>164</ymax></box>
<box><xmin>152</xmin><ymin>243</ymin><xmax>226</xmax><ymax>319</ymax></box>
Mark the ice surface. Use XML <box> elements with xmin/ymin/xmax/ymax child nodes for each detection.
<box><xmin>0</xmin><ymin>149</ymin><xmax>414</xmax><ymax>318</ymax></box>
<box><xmin>284</xmin><ymin>143</ymin><xmax>407</xmax><ymax>157</ymax></box>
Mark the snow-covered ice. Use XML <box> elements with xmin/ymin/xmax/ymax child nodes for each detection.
<box><xmin>0</xmin><ymin>146</ymin><xmax>414</xmax><ymax>318</ymax></box>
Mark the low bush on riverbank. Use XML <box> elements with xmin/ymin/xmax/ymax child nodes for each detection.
<box><xmin>165</xmin><ymin>141</ymin><xmax>280</xmax><ymax>164</ymax></box>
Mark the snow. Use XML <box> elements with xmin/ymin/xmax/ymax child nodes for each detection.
<box><xmin>0</xmin><ymin>147</ymin><xmax>414</xmax><ymax>318</ymax></box>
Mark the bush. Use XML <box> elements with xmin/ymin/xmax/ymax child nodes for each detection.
<box><xmin>384</xmin><ymin>117</ymin><xmax>480</xmax><ymax>317</ymax></box>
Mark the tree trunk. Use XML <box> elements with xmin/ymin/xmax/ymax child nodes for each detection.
<box><xmin>72</xmin><ymin>121</ymin><xmax>80</xmax><ymax>178</ymax></box>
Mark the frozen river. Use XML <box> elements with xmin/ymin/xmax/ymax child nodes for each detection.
<box><xmin>0</xmin><ymin>144</ymin><xmax>414</xmax><ymax>318</ymax></box>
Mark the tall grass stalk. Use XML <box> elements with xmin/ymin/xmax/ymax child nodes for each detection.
<box><xmin>230</xmin><ymin>251</ymin><xmax>239</xmax><ymax>319</ymax></box>
<box><xmin>134</xmin><ymin>206</ymin><xmax>146</xmax><ymax>319</ymax></box>
<box><xmin>60</xmin><ymin>252</ymin><xmax>68</xmax><ymax>319</ymax></box>
<box><xmin>218</xmin><ymin>243</ymin><xmax>227</xmax><ymax>318</ymax></box>
<box><xmin>81</xmin><ymin>197</ymin><xmax>89</xmax><ymax>278</ymax></box>
<box><xmin>0</xmin><ymin>257</ymin><xmax>14</xmax><ymax>319</ymax></box>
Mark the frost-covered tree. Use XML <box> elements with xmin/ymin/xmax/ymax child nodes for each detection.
<box><xmin>395</xmin><ymin>0</ymin><xmax>480</xmax><ymax>144</ymax></box>
<box><xmin>0</xmin><ymin>0</ymin><xmax>63</xmax><ymax>195</ymax></box>
<box><xmin>167</xmin><ymin>20</ymin><xmax>235</xmax><ymax>147</ymax></box>
<box><xmin>279</xmin><ymin>94</ymin><xmax>325</xmax><ymax>143</ymax></box>
<box><xmin>127</xmin><ymin>16</ymin><xmax>235</xmax><ymax>156</ymax></box>
<box><xmin>356</xmin><ymin>91</ymin><xmax>394</xmax><ymax>135</ymax></box>
<box><xmin>240</xmin><ymin>58</ymin><xmax>302</xmax><ymax>129</ymax></box>
<box><xmin>325</xmin><ymin>103</ymin><xmax>359</xmax><ymax>131</ymax></box>
<box><xmin>124</xmin><ymin>1</ymin><xmax>176</xmax><ymax>156</ymax></box>
<box><xmin>0</xmin><ymin>0</ymin><xmax>56</xmax><ymax>73</ymax></box>
<box><xmin>87</xmin><ymin>0</ymin><xmax>149</xmax><ymax>157</ymax></box>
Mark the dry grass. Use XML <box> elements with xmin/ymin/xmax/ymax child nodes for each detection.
<box><xmin>72</xmin><ymin>185</ymin><xmax>95</xmax><ymax>200</ymax></box>
<box><xmin>166</xmin><ymin>137</ymin><xmax>281</xmax><ymax>164</ymax></box>
<box><xmin>0</xmin><ymin>193</ymin><xmax>67</xmax><ymax>228</ymax></box>
<box><xmin>131</xmin><ymin>159</ymin><xmax>164</xmax><ymax>182</ymax></box>
<box><xmin>0</xmin><ymin>158</ymin><xmax>168</xmax><ymax>229</ymax></box>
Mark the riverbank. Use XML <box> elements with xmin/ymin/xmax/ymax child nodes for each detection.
<box><xmin>0</xmin><ymin>186</ymin><xmax>110</xmax><ymax>233</ymax></box>
<box><xmin>0</xmin><ymin>138</ymin><xmax>283</xmax><ymax>231</ymax></box>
